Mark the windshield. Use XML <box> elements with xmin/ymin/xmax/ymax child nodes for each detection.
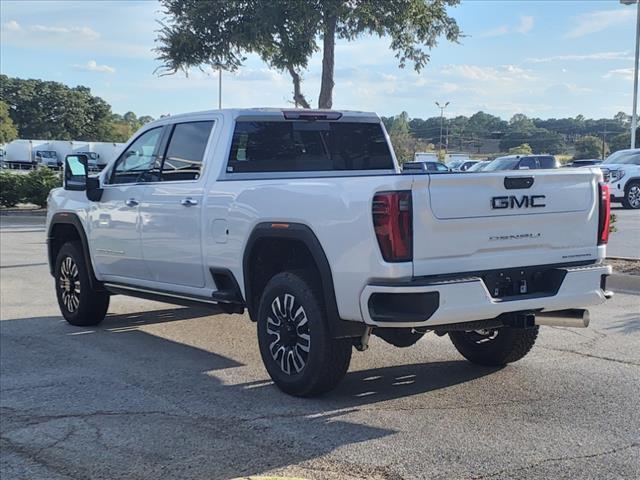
<box><xmin>37</xmin><ymin>151</ymin><xmax>57</xmax><ymax>158</ymax></box>
<box><xmin>446</xmin><ymin>161</ymin><xmax>463</xmax><ymax>169</ymax></box>
<box><xmin>483</xmin><ymin>157</ymin><xmax>519</xmax><ymax>171</ymax></box>
<box><xmin>467</xmin><ymin>161</ymin><xmax>488</xmax><ymax>172</ymax></box>
<box><xmin>603</xmin><ymin>150</ymin><xmax>640</xmax><ymax>165</ymax></box>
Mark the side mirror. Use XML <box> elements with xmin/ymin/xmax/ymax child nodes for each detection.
<box><xmin>64</xmin><ymin>155</ymin><xmax>88</xmax><ymax>191</ymax></box>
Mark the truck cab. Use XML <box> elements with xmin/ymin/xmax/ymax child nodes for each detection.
<box><xmin>46</xmin><ymin>108</ymin><xmax>612</xmax><ymax>397</ymax></box>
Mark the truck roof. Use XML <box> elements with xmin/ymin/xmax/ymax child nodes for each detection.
<box><xmin>146</xmin><ymin>108</ymin><xmax>381</xmax><ymax>127</ymax></box>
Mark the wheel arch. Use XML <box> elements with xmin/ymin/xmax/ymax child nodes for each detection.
<box><xmin>48</xmin><ymin>212</ymin><xmax>102</xmax><ymax>290</ymax></box>
<box><xmin>624</xmin><ymin>177</ymin><xmax>640</xmax><ymax>190</ymax></box>
<box><xmin>242</xmin><ymin>222</ymin><xmax>365</xmax><ymax>338</ymax></box>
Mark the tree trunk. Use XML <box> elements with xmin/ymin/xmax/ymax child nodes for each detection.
<box><xmin>318</xmin><ymin>14</ymin><xmax>337</xmax><ymax>109</ymax></box>
<box><xmin>287</xmin><ymin>66</ymin><xmax>311</xmax><ymax>109</ymax></box>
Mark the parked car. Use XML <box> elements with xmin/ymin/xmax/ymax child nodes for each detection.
<box><xmin>465</xmin><ymin>160</ymin><xmax>491</xmax><ymax>172</ymax></box>
<box><xmin>600</xmin><ymin>148</ymin><xmax>640</xmax><ymax>209</ymax></box>
<box><xmin>483</xmin><ymin>154</ymin><xmax>559</xmax><ymax>171</ymax></box>
<box><xmin>47</xmin><ymin>108</ymin><xmax>612</xmax><ymax>397</ymax></box>
<box><xmin>563</xmin><ymin>159</ymin><xmax>602</xmax><ymax>168</ymax></box>
<box><xmin>403</xmin><ymin>160</ymin><xmax>450</xmax><ymax>173</ymax></box>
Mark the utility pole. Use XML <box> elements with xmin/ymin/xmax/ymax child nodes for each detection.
<box><xmin>602</xmin><ymin>119</ymin><xmax>607</xmax><ymax>160</ymax></box>
<box><xmin>435</xmin><ymin>101</ymin><xmax>450</xmax><ymax>159</ymax></box>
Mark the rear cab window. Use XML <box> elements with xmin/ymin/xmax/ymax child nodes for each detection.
<box><xmin>226</xmin><ymin>120</ymin><xmax>394</xmax><ymax>173</ymax></box>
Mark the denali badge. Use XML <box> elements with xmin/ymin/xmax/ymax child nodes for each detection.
<box><xmin>491</xmin><ymin>195</ymin><xmax>546</xmax><ymax>209</ymax></box>
<box><xmin>490</xmin><ymin>233</ymin><xmax>542</xmax><ymax>241</ymax></box>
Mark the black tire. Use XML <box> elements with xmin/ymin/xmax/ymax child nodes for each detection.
<box><xmin>374</xmin><ymin>328</ymin><xmax>425</xmax><ymax>348</ymax></box>
<box><xmin>449</xmin><ymin>326</ymin><xmax>539</xmax><ymax>366</ymax></box>
<box><xmin>256</xmin><ymin>270</ymin><xmax>352</xmax><ymax>397</ymax></box>
<box><xmin>621</xmin><ymin>181</ymin><xmax>640</xmax><ymax>209</ymax></box>
<box><xmin>55</xmin><ymin>241</ymin><xmax>109</xmax><ymax>326</ymax></box>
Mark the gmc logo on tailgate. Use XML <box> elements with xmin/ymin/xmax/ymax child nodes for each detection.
<box><xmin>491</xmin><ymin>195</ymin><xmax>546</xmax><ymax>209</ymax></box>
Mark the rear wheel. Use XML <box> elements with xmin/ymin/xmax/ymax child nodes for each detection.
<box><xmin>55</xmin><ymin>241</ymin><xmax>109</xmax><ymax>326</ymax></box>
<box><xmin>622</xmin><ymin>181</ymin><xmax>640</xmax><ymax>209</ymax></box>
<box><xmin>449</xmin><ymin>326</ymin><xmax>538</xmax><ymax>366</ymax></box>
<box><xmin>256</xmin><ymin>271</ymin><xmax>352</xmax><ymax>397</ymax></box>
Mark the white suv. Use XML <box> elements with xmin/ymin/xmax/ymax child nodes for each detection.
<box><xmin>601</xmin><ymin>148</ymin><xmax>640</xmax><ymax>209</ymax></box>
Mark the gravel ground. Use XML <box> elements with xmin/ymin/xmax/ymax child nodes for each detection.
<box><xmin>608</xmin><ymin>259</ymin><xmax>640</xmax><ymax>276</ymax></box>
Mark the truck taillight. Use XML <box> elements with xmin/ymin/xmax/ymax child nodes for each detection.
<box><xmin>372</xmin><ymin>191</ymin><xmax>412</xmax><ymax>262</ymax></box>
<box><xmin>598</xmin><ymin>182</ymin><xmax>610</xmax><ymax>245</ymax></box>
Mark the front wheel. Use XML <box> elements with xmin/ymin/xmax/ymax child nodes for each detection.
<box><xmin>256</xmin><ymin>271</ymin><xmax>352</xmax><ymax>397</ymax></box>
<box><xmin>449</xmin><ymin>326</ymin><xmax>539</xmax><ymax>366</ymax></box>
<box><xmin>622</xmin><ymin>181</ymin><xmax>640</xmax><ymax>209</ymax></box>
<box><xmin>55</xmin><ymin>241</ymin><xmax>110</xmax><ymax>326</ymax></box>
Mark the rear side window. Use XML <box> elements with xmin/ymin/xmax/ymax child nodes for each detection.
<box><xmin>162</xmin><ymin>121</ymin><xmax>214</xmax><ymax>181</ymax></box>
<box><xmin>227</xmin><ymin>121</ymin><xmax>394</xmax><ymax>173</ymax></box>
<box><xmin>519</xmin><ymin>157</ymin><xmax>537</xmax><ymax>169</ymax></box>
<box><xmin>537</xmin><ymin>156</ymin><xmax>557</xmax><ymax>168</ymax></box>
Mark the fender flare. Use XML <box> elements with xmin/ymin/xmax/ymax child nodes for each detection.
<box><xmin>242</xmin><ymin>222</ymin><xmax>365</xmax><ymax>338</ymax></box>
<box><xmin>623</xmin><ymin>177</ymin><xmax>640</xmax><ymax>191</ymax></box>
<box><xmin>47</xmin><ymin>212</ymin><xmax>102</xmax><ymax>290</ymax></box>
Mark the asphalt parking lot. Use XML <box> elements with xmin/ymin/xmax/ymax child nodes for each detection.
<box><xmin>1</xmin><ymin>216</ymin><xmax>639</xmax><ymax>480</ymax></box>
<box><xmin>608</xmin><ymin>207</ymin><xmax>639</xmax><ymax>259</ymax></box>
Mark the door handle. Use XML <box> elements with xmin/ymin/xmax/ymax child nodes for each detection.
<box><xmin>125</xmin><ymin>198</ymin><xmax>139</xmax><ymax>207</ymax></box>
<box><xmin>181</xmin><ymin>197</ymin><xmax>198</xmax><ymax>207</ymax></box>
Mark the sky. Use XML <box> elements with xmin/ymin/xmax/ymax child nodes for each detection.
<box><xmin>0</xmin><ymin>0</ymin><xmax>637</xmax><ymax>120</ymax></box>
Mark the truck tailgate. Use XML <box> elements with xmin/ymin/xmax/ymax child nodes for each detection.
<box><xmin>411</xmin><ymin>169</ymin><xmax>602</xmax><ymax>277</ymax></box>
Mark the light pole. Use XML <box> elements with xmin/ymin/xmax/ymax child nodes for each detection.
<box><xmin>435</xmin><ymin>101</ymin><xmax>450</xmax><ymax>158</ymax></box>
<box><xmin>622</xmin><ymin>0</ymin><xmax>640</xmax><ymax>148</ymax></box>
<box><xmin>218</xmin><ymin>65</ymin><xmax>222</xmax><ymax>109</ymax></box>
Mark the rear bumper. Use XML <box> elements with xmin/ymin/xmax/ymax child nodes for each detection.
<box><xmin>359</xmin><ymin>264</ymin><xmax>612</xmax><ymax>328</ymax></box>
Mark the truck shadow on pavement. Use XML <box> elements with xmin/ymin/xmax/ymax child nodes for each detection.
<box><xmin>1</xmin><ymin>307</ymin><xmax>499</xmax><ymax>479</ymax></box>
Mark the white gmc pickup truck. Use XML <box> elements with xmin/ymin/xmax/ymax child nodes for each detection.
<box><xmin>47</xmin><ymin>108</ymin><xmax>612</xmax><ymax>396</ymax></box>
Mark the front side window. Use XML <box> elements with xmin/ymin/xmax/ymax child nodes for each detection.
<box><xmin>227</xmin><ymin>121</ymin><xmax>394</xmax><ymax>173</ymax></box>
<box><xmin>110</xmin><ymin>127</ymin><xmax>163</xmax><ymax>184</ymax></box>
<box><xmin>161</xmin><ymin>121</ymin><xmax>213</xmax><ymax>181</ymax></box>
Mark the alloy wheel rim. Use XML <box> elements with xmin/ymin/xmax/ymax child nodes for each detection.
<box><xmin>266</xmin><ymin>293</ymin><xmax>310</xmax><ymax>375</ymax></box>
<box><xmin>628</xmin><ymin>185</ymin><xmax>640</xmax><ymax>208</ymax></box>
<box><xmin>59</xmin><ymin>256</ymin><xmax>81</xmax><ymax>312</ymax></box>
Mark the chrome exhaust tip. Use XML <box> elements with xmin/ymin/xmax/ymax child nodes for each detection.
<box><xmin>535</xmin><ymin>309</ymin><xmax>590</xmax><ymax>328</ymax></box>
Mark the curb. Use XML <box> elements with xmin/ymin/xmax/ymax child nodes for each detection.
<box><xmin>0</xmin><ymin>209</ymin><xmax>47</xmax><ymax>217</ymax></box>
<box><xmin>608</xmin><ymin>273</ymin><xmax>640</xmax><ymax>295</ymax></box>
<box><xmin>608</xmin><ymin>256</ymin><xmax>640</xmax><ymax>262</ymax></box>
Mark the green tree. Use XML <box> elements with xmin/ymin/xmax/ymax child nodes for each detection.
<box><xmin>500</xmin><ymin>128</ymin><xmax>565</xmax><ymax>154</ymax></box>
<box><xmin>508</xmin><ymin>143</ymin><xmax>533</xmax><ymax>155</ymax></box>
<box><xmin>155</xmin><ymin>0</ymin><xmax>461</xmax><ymax>108</ymax></box>
<box><xmin>0</xmin><ymin>101</ymin><xmax>18</xmax><ymax>143</ymax></box>
<box><xmin>390</xmin><ymin>111</ymin><xmax>411</xmax><ymax>135</ymax></box>
<box><xmin>574</xmin><ymin>135</ymin><xmax>607</xmax><ymax>160</ymax></box>
<box><xmin>0</xmin><ymin>75</ymin><xmax>115</xmax><ymax>141</ymax></box>
<box><xmin>609</xmin><ymin>130</ymin><xmax>639</xmax><ymax>153</ymax></box>
<box><xmin>509</xmin><ymin>113</ymin><xmax>535</xmax><ymax>131</ymax></box>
